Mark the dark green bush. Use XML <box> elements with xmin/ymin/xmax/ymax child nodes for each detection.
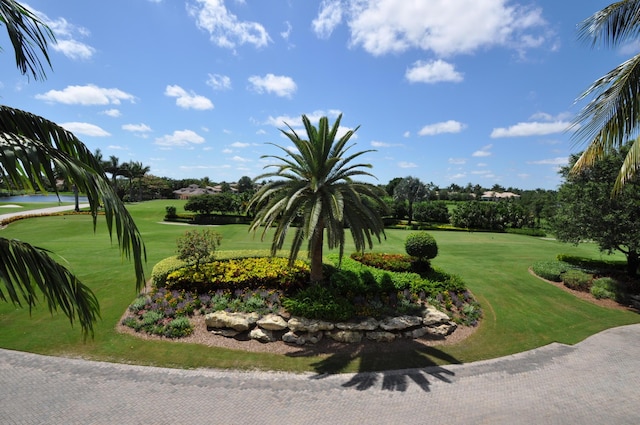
<box><xmin>590</xmin><ymin>277</ymin><xmax>620</xmax><ymax>300</ymax></box>
<box><xmin>405</xmin><ymin>231</ymin><xmax>438</xmax><ymax>260</ymax></box>
<box><xmin>561</xmin><ymin>269</ymin><xmax>592</xmax><ymax>291</ymax></box>
<box><xmin>531</xmin><ymin>261</ymin><xmax>571</xmax><ymax>282</ymax></box>
<box><xmin>282</xmin><ymin>285</ymin><xmax>354</xmax><ymax>321</ymax></box>
<box><xmin>165</xmin><ymin>205</ymin><xmax>177</xmax><ymax>219</ymax></box>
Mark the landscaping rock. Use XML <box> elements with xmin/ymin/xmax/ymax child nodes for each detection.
<box><xmin>404</xmin><ymin>327</ymin><xmax>429</xmax><ymax>339</ymax></box>
<box><xmin>282</xmin><ymin>331</ymin><xmax>306</xmax><ymax>345</ymax></box>
<box><xmin>287</xmin><ymin>317</ymin><xmax>334</xmax><ymax>332</ymax></box>
<box><xmin>256</xmin><ymin>314</ymin><xmax>288</xmax><ymax>331</ymax></box>
<box><xmin>249</xmin><ymin>327</ymin><xmax>275</xmax><ymax>343</ymax></box>
<box><xmin>366</xmin><ymin>331</ymin><xmax>396</xmax><ymax>342</ymax></box>
<box><xmin>422</xmin><ymin>307</ymin><xmax>450</xmax><ymax>325</ymax></box>
<box><xmin>210</xmin><ymin>328</ymin><xmax>241</xmax><ymax>338</ymax></box>
<box><xmin>336</xmin><ymin>317</ymin><xmax>379</xmax><ymax>331</ymax></box>
<box><xmin>379</xmin><ymin>315</ymin><xmax>423</xmax><ymax>331</ymax></box>
<box><xmin>426</xmin><ymin>322</ymin><xmax>457</xmax><ymax>337</ymax></box>
<box><xmin>204</xmin><ymin>311</ymin><xmax>260</xmax><ymax>331</ymax></box>
<box><xmin>328</xmin><ymin>330</ymin><xmax>363</xmax><ymax>343</ymax></box>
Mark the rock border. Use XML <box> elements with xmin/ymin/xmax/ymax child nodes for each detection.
<box><xmin>204</xmin><ymin>305</ymin><xmax>457</xmax><ymax>345</ymax></box>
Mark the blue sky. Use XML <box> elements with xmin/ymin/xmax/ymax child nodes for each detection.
<box><xmin>0</xmin><ymin>0</ymin><xmax>629</xmax><ymax>190</ymax></box>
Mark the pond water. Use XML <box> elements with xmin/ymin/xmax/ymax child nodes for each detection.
<box><xmin>0</xmin><ymin>195</ymin><xmax>89</xmax><ymax>203</ymax></box>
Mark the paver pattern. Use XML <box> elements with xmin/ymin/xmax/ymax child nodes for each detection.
<box><xmin>1</xmin><ymin>324</ymin><xmax>639</xmax><ymax>424</ymax></box>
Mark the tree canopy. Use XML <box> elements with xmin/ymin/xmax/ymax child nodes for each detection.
<box><xmin>553</xmin><ymin>144</ymin><xmax>640</xmax><ymax>276</ymax></box>
<box><xmin>248</xmin><ymin>114</ymin><xmax>387</xmax><ymax>282</ymax></box>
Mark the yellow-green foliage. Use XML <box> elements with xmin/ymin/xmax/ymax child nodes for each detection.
<box><xmin>151</xmin><ymin>256</ymin><xmax>188</xmax><ymax>287</ymax></box>
<box><xmin>164</xmin><ymin>257</ymin><xmax>310</xmax><ymax>292</ymax></box>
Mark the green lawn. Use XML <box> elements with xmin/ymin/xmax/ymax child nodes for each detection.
<box><xmin>1</xmin><ymin>199</ymin><xmax>638</xmax><ymax>373</ymax></box>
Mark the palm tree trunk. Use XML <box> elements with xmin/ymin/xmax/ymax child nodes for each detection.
<box><xmin>310</xmin><ymin>225</ymin><xmax>324</xmax><ymax>283</ymax></box>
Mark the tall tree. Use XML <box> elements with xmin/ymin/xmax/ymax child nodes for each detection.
<box><xmin>553</xmin><ymin>144</ymin><xmax>640</xmax><ymax>277</ymax></box>
<box><xmin>103</xmin><ymin>155</ymin><xmax>123</xmax><ymax>188</ymax></box>
<box><xmin>571</xmin><ymin>0</ymin><xmax>640</xmax><ymax>193</ymax></box>
<box><xmin>248</xmin><ymin>114</ymin><xmax>387</xmax><ymax>282</ymax></box>
<box><xmin>393</xmin><ymin>176</ymin><xmax>429</xmax><ymax>225</ymax></box>
<box><xmin>0</xmin><ymin>1</ymin><xmax>146</xmax><ymax>337</ymax></box>
<box><xmin>126</xmin><ymin>161</ymin><xmax>150</xmax><ymax>201</ymax></box>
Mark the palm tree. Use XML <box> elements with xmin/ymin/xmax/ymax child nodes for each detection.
<box><xmin>124</xmin><ymin>161</ymin><xmax>150</xmax><ymax>201</ymax></box>
<box><xmin>103</xmin><ymin>155</ymin><xmax>123</xmax><ymax>188</ymax></box>
<box><xmin>248</xmin><ymin>114</ymin><xmax>387</xmax><ymax>282</ymax></box>
<box><xmin>0</xmin><ymin>1</ymin><xmax>146</xmax><ymax>337</ymax></box>
<box><xmin>571</xmin><ymin>0</ymin><xmax>640</xmax><ymax>193</ymax></box>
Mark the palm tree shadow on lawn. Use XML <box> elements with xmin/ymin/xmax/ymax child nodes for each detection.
<box><xmin>286</xmin><ymin>338</ymin><xmax>460</xmax><ymax>392</ymax></box>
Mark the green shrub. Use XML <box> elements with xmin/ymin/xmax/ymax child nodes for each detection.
<box><xmin>151</xmin><ymin>256</ymin><xmax>188</xmax><ymax>287</ymax></box>
<box><xmin>176</xmin><ymin>229</ymin><xmax>222</xmax><ymax>269</ymax></box>
<box><xmin>590</xmin><ymin>277</ymin><xmax>620</xmax><ymax>300</ymax></box>
<box><xmin>163</xmin><ymin>317</ymin><xmax>194</xmax><ymax>338</ymax></box>
<box><xmin>165</xmin><ymin>205</ymin><xmax>177</xmax><ymax>219</ymax></box>
<box><xmin>531</xmin><ymin>261</ymin><xmax>571</xmax><ymax>282</ymax></box>
<box><xmin>561</xmin><ymin>269</ymin><xmax>592</xmax><ymax>291</ymax></box>
<box><xmin>282</xmin><ymin>285</ymin><xmax>354</xmax><ymax>321</ymax></box>
<box><xmin>405</xmin><ymin>231</ymin><xmax>438</xmax><ymax>260</ymax></box>
<box><xmin>350</xmin><ymin>252</ymin><xmax>413</xmax><ymax>272</ymax></box>
<box><xmin>164</xmin><ymin>257</ymin><xmax>310</xmax><ymax>292</ymax></box>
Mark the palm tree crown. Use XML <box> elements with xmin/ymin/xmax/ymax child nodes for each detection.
<box><xmin>571</xmin><ymin>0</ymin><xmax>640</xmax><ymax>193</ymax></box>
<box><xmin>248</xmin><ymin>114</ymin><xmax>387</xmax><ymax>282</ymax></box>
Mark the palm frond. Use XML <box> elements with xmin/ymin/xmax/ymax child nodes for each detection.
<box><xmin>0</xmin><ymin>0</ymin><xmax>55</xmax><ymax>80</ymax></box>
<box><xmin>0</xmin><ymin>237</ymin><xmax>100</xmax><ymax>338</ymax></box>
<box><xmin>0</xmin><ymin>106</ymin><xmax>147</xmax><ymax>290</ymax></box>
<box><xmin>578</xmin><ymin>0</ymin><xmax>640</xmax><ymax>47</ymax></box>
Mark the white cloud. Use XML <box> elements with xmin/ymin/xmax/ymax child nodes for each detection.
<box><xmin>448</xmin><ymin>158</ymin><xmax>466</xmax><ymax>165</ymax></box>
<box><xmin>32</xmin><ymin>8</ymin><xmax>96</xmax><ymax>60</ymax></box>
<box><xmin>398</xmin><ymin>161</ymin><xmax>417</xmax><ymax>168</ymax></box>
<box><xmin>527</xmin><ymin>157</ymin><xmax>567</xmax><ymax>165</ymax></box>
<box><xmin>102</xmin><ymin>109</ymin><xmax>121</xmax><ymax>117</ymax></box>
<box><xmin>491</xmin><ymin>121</ymin><xmax>571</xmax><ymax>138</ymax></box>
<box><xmin>165</xmin><ymin>85</ymin><xmax>214</xmax><ymax>110</ymax></box>
<box><xmin>207</xmin><ymin>73</ymin><xmax>232</xmax><ymax>90</ymax></box>
<box><xmin>122</xmin><ymin>123</ymin><xmax>152</xmax><ymax>133</ymax></box>
<box><xmin>281</xmin><ymin>21</ymin><xmax>293</xmax><ymax>40</ymax></box>
<box><xmin>321</xmin><ymin>0</ymin><xmax>551</xmax><ymax>57</ymax></box>
<box><xmin>187</xmin><ymin>0</ymin><xmax>271</xmax><ymax>49</ymax></box>
<box><xmin>52</xmin><ymin>39</ymin><xmax>96</xmax><ymax>60</ymax></box>
<box><xmin>231</xmin><ymin>142</ymin><xmax>250</xmax><ymax>148</ymax></box>
<box><xmin>472</xmin><ymin>144</ymin><xmax>492</xmax><ymax>157</ymax></box>
<box><xmin>231</xmin><ymin>155</ymin><xmax>251</xmax><ymax>162</ymax></box>
<box><xmin>248</xmin><ymin>74</ymin><xmax>297</xmax><ymax>98</ymax></box>
<box><xmin>60</xmin><ymin>122</ymin><xmax>110</xmax><ymax>137</ymax></box>
<box><xmin>312</xmin><ymin>0</ymin><xmax>343</xmax><ymax>39</ymax></box>
<box><xmin>403</xmin><ymin>131</ymin><xmax>411</xmax><ymax>138</ymax></box>
<box><xmin>35</xmin><ymin>84</ymin><xmax>135</xmax><ymax>105</ymax></box>
<box><xmin>406</xmin><ymin>60</ymin><xmax>463</xmax><ymax>83</ymax></box>
<box><xmin>222</xmin><ymin>148</ymin><xmax>233</xmax><ymax>154</ymax></box>
<box><xmin>418</xmin><ymin>120</ymin><xmax>466</xmax><ymax>136</ymax></box>
<box><xmin>154</xmin><ymin>129</ymin><xmax>206</xmax><ymax>147</ymax></box>
<box><xmin>265</xmin><ymin>110</ymin><xmax>341</xmax><ymax>128</ymax></box>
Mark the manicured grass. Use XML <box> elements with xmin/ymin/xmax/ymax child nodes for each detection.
<box><xmin>0</xmin><ymin>200</ymin><xmax>638</xmax><ymax>373</ymax></box>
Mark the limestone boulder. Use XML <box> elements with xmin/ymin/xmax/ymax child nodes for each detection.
<box><xmin>288</xmin><ymin>317</ymin><xmax>334</xmax><ymax>332</ymax></box>
<box><xmin>256</xmin><ymin>314</ymin><xmax>288</xmax><ymax>331</ymax></box>
<box><xmin>336</xmin><ymin>317</ymin><xmax>379</xmax><ymax>331</ymax></box>
<box><xmin>379</xmin><ymin>315</ymin><xmax>423</xmax><ymax>331</ymax></box>
<box><xmin>205</xmin><ymin>311</ymin><xmax>260</xmax><ymax>331</ymax></box>
<box><xmin>328</xmin><ymin>330</ymin><xmax>363</xmax><ymax>343</ymax></box>
<box><xmin>366</xmin><ymin>331</ymin><xmax>396</xmax><ymax>342</ymax></box>
<box><xmin>422</xmin><ymin>307</ymin><xmax>450</xmax><ymax>325</ymax></box>
<box><xmin>249</xmin><ymin>327</ymin><xmax>275</xmax><ymax>343</ymax></box>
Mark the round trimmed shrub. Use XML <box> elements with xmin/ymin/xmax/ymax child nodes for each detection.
<box><xmin>405</xmin><ymin>231</ymin><xmax>438</xmax><ymax>260</ymax></box>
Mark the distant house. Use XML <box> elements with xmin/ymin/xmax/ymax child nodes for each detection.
<box><xmin>480</xmin><ymin>191</ymin><xmax>521</xmax><ymax>201</ymax></box>
<box><xmin>173</xmin><ymin>183</ymin><xmax>238</xmax><ymax>199</ymax></box>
